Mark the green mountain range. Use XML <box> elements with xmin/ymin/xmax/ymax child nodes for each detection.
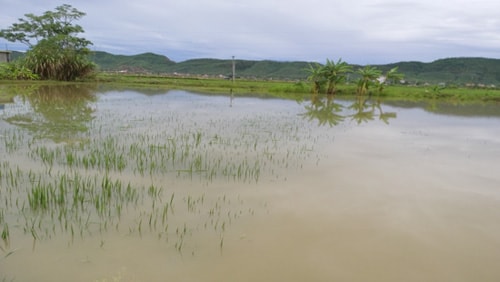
<box><xmin>89</xmin><ymin>51</ymin><xmax>311</xmax><ymax>80</ymax></box>
<box><xmin>10</xmin><ymin>51</ymin><xmax>500</xmax><ymax>85</ymax></box>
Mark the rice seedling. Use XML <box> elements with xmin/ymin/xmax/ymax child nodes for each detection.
<box><xmin>1</xmin><ymin>129</ymin><xmax>24</xmax><ymax>153</ymax></box>
<box><xmin>0</xmin><ymin>86</ymin><xmax>334</xmax><ymax>270</ymax></box>
<box><xmin>0</xmin><ymin>223</ymin><xmax>10</xmax><ymax>251</ymax></box>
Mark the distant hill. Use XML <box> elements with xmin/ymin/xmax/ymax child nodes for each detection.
<box><xmin>377</xmin><ymin>57</ymin><xmax>500</xmax><ymax>86</ymax></box>
<box><xmin>8</xmin><ymin>51</ymin><xmax>500</xmax><ymax>85</ymax></box>
<box><xmin>90</xmin><ymin>51</ymin><xmax>176</xmax><ymax>73</ymax></box>
<box><xmin>89</xmin><ymin>52</ymin><xmax>310</xmax><ymax>80</ymax></box>
<box><xmin>166</xmin><ymin>58</ymin><xmax>311</xmax><ymax>80</ymax></box>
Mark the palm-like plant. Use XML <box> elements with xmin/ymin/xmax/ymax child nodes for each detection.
<box><xmin>305</xmin><ymin>63</ymin><xmax>326</xmax><ymax>94</ymax></box>
<box><xmin>356</xmin><ymin>66</ymin><xmax>382</xmax><ymax>95</ymax></box>
<box><xmin>306</xmin><ymin>58</ymin><xmax>352</xmax><ymax>95</ymax></box>
<box><xmin>376</xmin><ymin>66</ymin><xmax>405</xmax><ymax>94</ymax></box>
<box><xmin>323</xmin><ymin>58</ymin><xmax>352</xmax><ymax>95</ymax></box>
<box><xmin>385</xmin><ymin>67</ymin><xmax>404</xmax><ymax>83</ymax></box>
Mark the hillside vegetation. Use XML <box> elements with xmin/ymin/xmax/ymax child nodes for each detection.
<box><xmin>9</xmin><ymin>51</ymin><xmax>500</xmax><ymax>85</ymax></box>
<box><xmin>378</xmin><ymin>57</ymin><xmax>500</xmax><ymax>86</ymax></box>
<box><xmin>91</xmin><ymin>51</ymin><xmax>176</xmax><ymax>73</ymax></box>
<box><xmin>89</xmin><ymin>51</ymin><xmax>310</xmax><ymax>80</ymax></box>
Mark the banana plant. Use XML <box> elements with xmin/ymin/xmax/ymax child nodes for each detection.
<box><xmin>305</xmin><ymin>63</ymin><xmax>326</xmax><ymax>94</ymax></box>
<box><xmin>323</xmin><ymin>58</ymin><xmax>352</xmax><ymax>95</ymax></box>
<box><xmin>356</xmin><ymin>66</ymin><xmax>382</xmax><ymax>95</ymax></box>
<box><xmin>376</xmin><ymin>66</ymin><xmax>405</xmax><ymax>94</ymax></box>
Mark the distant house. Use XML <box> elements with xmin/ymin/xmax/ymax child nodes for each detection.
<box><xmin>0</xmin><ymin>50</ymin><xmax>11</xmax><ymax>63</ymax></box>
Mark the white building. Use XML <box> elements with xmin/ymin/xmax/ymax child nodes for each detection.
<box><xmin>0</xmin><ymin>50</ymin><xmax>12</xmax><ymax>63</ymax></box>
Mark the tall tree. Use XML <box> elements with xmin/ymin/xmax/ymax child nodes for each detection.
<box><xmin>0</xmin><ymin>4</ymin><xmax>94</xmax><ymax>81</ymax></box>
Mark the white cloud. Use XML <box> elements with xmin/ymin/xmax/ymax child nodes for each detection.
<box><xmin>1</xmin><ymin>0</ymin><xmax>500</xmax><ymax>64</ymax></box>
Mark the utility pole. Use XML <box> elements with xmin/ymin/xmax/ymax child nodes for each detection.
<box><xmin>232</xmin><ymin>56</ymin><xmax>235</xmax><ymax>83</ymax></box>
<box><xmin>230</xmin><ymin>56</ymin><xmax>235</xmax><ymax>107</ymax></box>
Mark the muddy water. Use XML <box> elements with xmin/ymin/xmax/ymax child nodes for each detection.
<box><xmin>1</xmin><ymin>87</ymin><xmax>500</xmax><ymax>281</ymax></box>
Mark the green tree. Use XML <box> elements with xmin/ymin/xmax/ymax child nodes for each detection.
<box><xmin>306</xmin><ymin>63</ymin><xmax>326</xmax><ymax>94</ymax></box>
<box><xmin>356</xmin><ymin>66</ymin><xmax>382</xmax><ymax>95</ymax></box>
<box><xmin>385</xmin><ymin>66</ymin><xmax>404</xmax><ymax>84</ymax></box>
<box><xmin>306</xmin><ymin>58</ymin><xmax>352</xmax><ymax>95</ymax></box>
<box><xmin>376</xmin><ymin>66</ymin><xmax>405</xmax><ymax>94</ymax></box>
<box><xmin>0</xmin><ymin>4</ymin><xmax>95</xmax><ymax>81</ymax></box>
<box><xmin>323</xmin><ymin>58</ymin><xmax>352</xmax><ymax>95</ymax></box>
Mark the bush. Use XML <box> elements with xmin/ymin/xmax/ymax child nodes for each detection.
<box><xmin>0</xmin><ymin>62</ymin><xmax>39</xmax><ymax>80</ymax></box>
<box><xmin>24</xmin><ymin>38</ymin><xmax>95</xmax><ymax>81</ymax></box>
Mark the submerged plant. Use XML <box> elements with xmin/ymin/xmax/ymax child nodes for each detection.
<box><xmin>0</xmin><ymin>88</ymin><xmax>328</xmax><ymax>264</ymax></box>
<box><xmin>1</xmin><ymin>223</ymin><xmax>10</xmax><ymax>251</ymax></box>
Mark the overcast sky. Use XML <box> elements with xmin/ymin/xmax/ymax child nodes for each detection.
<box><xmin>1</xmin><ymin>0</ymin><xmax>500</xmax><ymax>64</ymax></box>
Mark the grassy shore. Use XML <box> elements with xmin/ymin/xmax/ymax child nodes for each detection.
<box><xmin>94</xmin><ymin>73</ymin><xmax>500</xmax><ymax>104</ymax></box>
<box><xmin>2</xmin><ymin>73</ymin><xmax>500</xmax><ymax>104</ymax></box>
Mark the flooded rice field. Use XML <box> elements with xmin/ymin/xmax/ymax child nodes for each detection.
<box><xmin>1</xmin><ymin>85</ymin><xmax>500</xmax><ymax>281</ymax></box>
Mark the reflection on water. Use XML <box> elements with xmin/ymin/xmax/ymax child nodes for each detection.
<box><xmin>0</xmin><ymin>87</ymin><xmax>500</xmax><ymax>282</ymax></box>
<box><xmin>2</xmin><ymin>85</ymin><xmax>97</xmax><ymax>142</ymax></box>
<box><xmin>301</xmin><ymin>94</ymin><xmax>398</xmax><ymax>127</ymax></box>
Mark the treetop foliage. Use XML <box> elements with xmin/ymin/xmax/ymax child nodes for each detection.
<box><xmin>0</xmin><ymin>4</ymin><xmax>91</xmax><ymax>49</ymax></box>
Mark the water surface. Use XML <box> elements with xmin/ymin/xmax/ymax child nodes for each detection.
<box><xmin>1</xmin><ymin>86</ymin><xmax>499</xmax><ymax>282</ymax></box>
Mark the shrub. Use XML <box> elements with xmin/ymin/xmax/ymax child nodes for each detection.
<box><xmin>0</xmin><ymin>62</ymin><xmax>39</xmax><ymax>80</ymax></box>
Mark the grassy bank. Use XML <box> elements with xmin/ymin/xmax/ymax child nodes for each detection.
<box><xmin>93</xmin><ymin>73</ymin><xmax>308</xmax><ymax>97</ymax></box>
<box><xmin>2</xmin><ymin>73</ymin><xmax>500</xmax><ymax>104</ymax></box>
<box><xmin>93</xmin><ymin>73</ymin><xmax>500</xmax><ymax>103</ymax></box>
